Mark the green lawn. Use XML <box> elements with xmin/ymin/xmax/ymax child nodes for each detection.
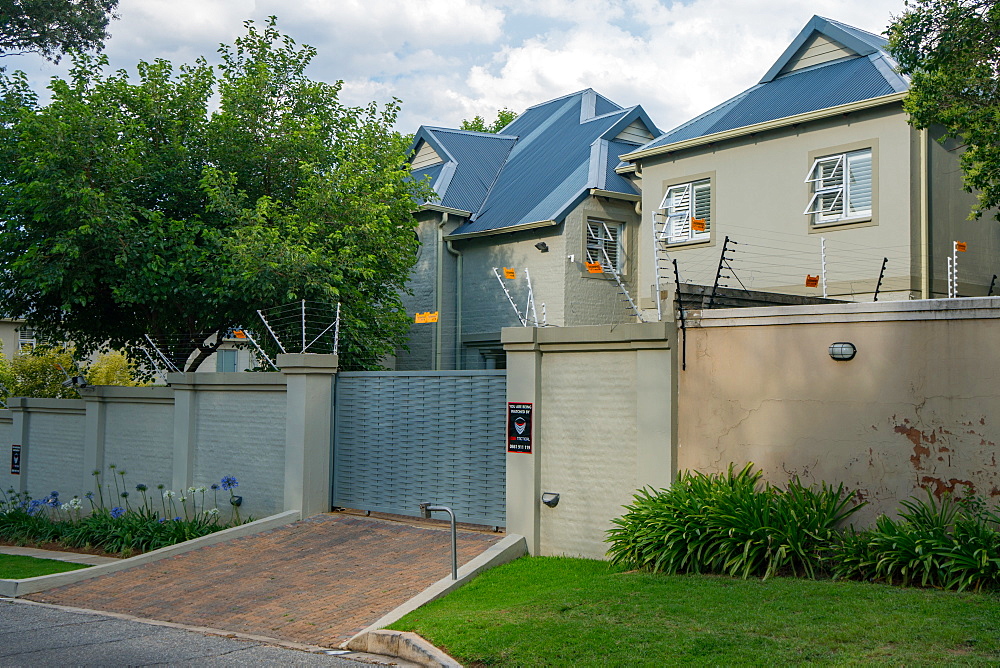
<box><xmin>0</xmin><ymin>553</ymin><xmax>91</xmax><ymax>579</ymax></box>
<box><xmin>389</xmin><ymin>557</ymin><xmax>1000</xmax><ymax>666</ymax></box>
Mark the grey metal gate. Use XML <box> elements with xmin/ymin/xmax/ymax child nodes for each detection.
<box><xmin>332</xmin><ymin>370</ymin><xmax>506</xmax><ymax>526</ymax></box>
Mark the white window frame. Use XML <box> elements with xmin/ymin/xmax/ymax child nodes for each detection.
<box><xmin>658</xmin><ymin>178</ymin><xmax>711</xmax><ymax>245</ymax></box>
<box><xmin>804</xmin><ymin>148</ymin><xmax>872</xmax><ymax>226</ymax></box>
<box><xmin>585</xmin><ymin>219</ymin><xmax>624</xmax><ymax>274</ymax></box>
<box><xmin>17</xmin><ymin>327</ymin><xmax>35</xmax><ymax>353</ymax></box>
<box><xmin>216</xmin><ymin>348</ymin><xmax>238</xmax><ymax>373</ymax></box>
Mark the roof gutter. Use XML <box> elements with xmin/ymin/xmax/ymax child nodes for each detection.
<box><xmin>421</xmin><ymin>203</ymin><xmax>473</xmax><ymax>217</ymax></box>
<box><xmin>444</xmin><ymin>219</ymin><xmax>559</xmax><ymax>241</ymax></box>
<box><xmin>589</xmin><ymin>188</ymin><xmax>640</xmax><ymax>202</ymax></box>
<box><xmin>619</xmin><ymin>92</ymin><xmax>908</xmax><ymax>164</ymax></box>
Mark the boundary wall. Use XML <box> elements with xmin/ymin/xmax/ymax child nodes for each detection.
<box><xmin>0</xmin><ymin>354</ymin><xmax>335</xmax><ymax>519</ymax></box>
<box><xmin>680</xmin><ymin>297</ymin><xmax>1000</xmax><ymax>525</ymax></box>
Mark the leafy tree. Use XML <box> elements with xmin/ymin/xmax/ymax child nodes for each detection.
<box><xmin>0</xmin><ymin>18</ymin><xmax>429</xmax><ymax>372</ymax></box>
<box><xmin>887</xmin><ymin>0</ymin><xmax>1000</xmax><ymax>220</ymax></box>
<box><xmin>85</xmin><ymin>350</ymin><xmax>146</xmax><ymax>386</ymax></box>
<box><xmin>0</xmin><ymin>345</ymin><xmax>82</xmax><ymax>400</ymax></box>
<box><xmin>460</xmin><ymin>107</ymin><xmax>518</xmax><ymax>133</ymax></box>
<box><xmin>0</xmin><ymin>0</ymin><xmax>119</xmax><ymax>62</ymax></box>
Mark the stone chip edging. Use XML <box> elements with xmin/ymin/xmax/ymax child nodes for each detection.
<box><xmin>0</xmin><ymin>509</ymin><xmax>301</xmax><ymax>597</ymax></box>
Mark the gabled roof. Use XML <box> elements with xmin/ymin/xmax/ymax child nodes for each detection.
<box><xmin>408</xmin><ymin>89</ymin><xmax>659</xmax><ymax>238</ymax></box>
<box><xmin>623</xmin><ymin>16</ymin><xmax>908</xmax><ymax>162</ymax></box>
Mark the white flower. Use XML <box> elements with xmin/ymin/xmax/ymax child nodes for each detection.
<box><xmin>60</xmin><ymin>503</ymin><xmax>72</xmax><ymax>511</ymax></box>
<box><xmin>179</xmin><ymin>495</ymin><xmax>187</xmax><ymax>503</ymax></box>
<box><xmin>205</xmin><ymin>508</ymin><xmax>220</xmax><ymax>517</ymax></box>
<box><xmin>187</xmin><ymin>487</ymin><xmax>197</xmax><ymax>494</ymax></box>
<box><xmin>69</xmin><ymin>498</ymin><xmax>83</xmax><ymax>510</ymax></box>
<box><xmin>195</xmin><ymin>486</ymin><xmax>207</xmax><ymax>494</ymax></box>
<box><xmin>163</xmin><ymin>490</ymin><xmax>175</xmax><ymax>499</ymax></box>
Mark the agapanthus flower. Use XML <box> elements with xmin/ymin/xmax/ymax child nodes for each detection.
<box><xmin>156</xmin><ymin>483</ymin><xmax>165</xmax><ymax>490</ymax></box>
<box><xmin>173</xmin><ymin>516</ymin><xmax>181</xmax><ymax>521</ymax></box>
<box><xmin>210</xmin><ymin>483</ymin><xmax>219</xmax><ymax>490</ymax></box>
<box><xmin>47</xmin><ymin>496</ymin><xmax>59</xmax><ymax>508</ymax></box>
<box><xmin>179</xmin><ymin>495</ymin><xmax>187</xmax><ymax>503</ymax></box>
<box><xmin>220</xmin><ymin>476</ymin><xmax>238</xmax><ymax>491</ymax></box>
<box><xmin>205</xmin><ymin>508</ymin><xmax>220</xmax><ymax>517</ymax></box>
<box><xmin>163</xmin><ymin>490</ymin><xmax>175</xmax><ymax>499</ymax></box>
<box><xmin>60</xmin><ymin>502</ymin><xmax>72</xmax><ymax>511</ymax></box>
<box><xmin>85</xmin><ymin>491</ymin><xmax>94</xmax><ymax>500</ymax></box>
<box><xmin>136</xmin><ymin>484</ymin><xmax>148</xmax><ymax>492</ymax></box>
<box><xmin>187</xmin><ymin>487</ymin><xmax>197</xmax><ymax>494</ymax></box>
<box><xmin>110</xmin><ymin>506</ymin><xmax>125</xmax><ymax>518</ymax></box>
<box><xmin>120</xmin><ymin>491</ymin><xmax>129</xmax><ymax>499</ymax></box>
<box><xmin>69</xmin><ymin>498</ymin><xmax>82</xmax><ymax>510</ymax></box>
<box><xmin>195</xmin><ymin>486</ymin><xmax>206</xmax><ymax>494</ymax></box>
<box><xmin>50</xmin><ymin>491</ymin><xmax>59</xmax><ymax>497</ymax></box>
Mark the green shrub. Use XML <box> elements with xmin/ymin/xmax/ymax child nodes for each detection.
<box><xmin>833</xmin><ymin>489</ymin><xmax>1000</xmax><ymax>591</ymax></box>
<box><xmin>606</xmin><ymin>464</ymin><xmax>862</xmax><ymax>579</ymax></box>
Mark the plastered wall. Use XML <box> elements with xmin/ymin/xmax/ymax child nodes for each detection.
<box><xmin>637</xmin><ymin>104</ymin><xmax>916</xmax><ymax>304</ymax></box>
<box><xmin>679</xmin><ymin>298</ymin><xmax>1000</xmax><ymax>524</ymax></box>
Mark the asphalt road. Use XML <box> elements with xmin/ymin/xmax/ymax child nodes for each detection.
<box><xmin>0</xmin><ymin>599</ymin><xmax>377</xmax><ymax>667</ymax></box>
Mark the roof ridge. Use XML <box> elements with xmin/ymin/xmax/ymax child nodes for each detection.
<box><xmin>426</xmin><ymin>126</ymin><xmax>518</xmax><ymax>140</ymax></box>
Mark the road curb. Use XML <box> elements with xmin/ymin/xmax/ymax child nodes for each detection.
<box><xmin>347</xmin><ymin>630</ymin><xmax>461</xmax><ymax>667</ymax></box>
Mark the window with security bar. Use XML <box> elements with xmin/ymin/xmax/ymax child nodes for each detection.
<box><xmin>659</xmin><ymin>178</ymin><xmax>711</xmax><ymax>244</ymax></box>
<box><xmin>17</xmin><ymin>327</ymin><xmax>35</xmax><ymax>352</ymax></box>
<box><xmin>804</xmin><ymin>148</ymin><xmax>872</xmax><ymax>225</ymax></box>
<box><xmin>586</xmin><ymin>220</ymin><xmax>623</xmax><ymax>273</ymax></box>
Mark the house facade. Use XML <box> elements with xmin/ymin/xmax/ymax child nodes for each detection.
<box><xmin>398</xmin><ymin>89</ymin><xmax>659</xmax><ymax>370</ymax></box>
<box><xmin>620</xmin><ymin>16</ymin><xmax>994</xmax><ymax>315</ymax></box>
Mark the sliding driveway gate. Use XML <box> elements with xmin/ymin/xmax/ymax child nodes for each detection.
<box><xmin>332</xmin><ymin>370</ymin><xmax>507</xmax><ymax>526</ymax></box>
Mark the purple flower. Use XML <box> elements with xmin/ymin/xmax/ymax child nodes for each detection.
<box><xmin>220</xmin><ymin>476</ymin><xmax>238</xmax><ymax>491</ymax></box>
<box><xmin>50</xmin><ymin>491</ymin><xmax>59</xmax><ymax>497</ymax></box>
<box><xmin>110</xmin><ymin>506</ymin><xmax>126</xmax><ymax>519</ymax></box>
<box><xmin>210</xmin><ymin>483</ymin><xmax>219</xmax><ymax>490</ymax></box>
<box><xmin>47</xmin><ymin>497</ymin><xmax>59</xmax><ymax>508</ymax></box>
<box><xmin>27</xmin><ymin>499</ymin><xmax>42</xmax><ymax>515</ymax></box>
<box><xmin>85</xmin><ymin>491</ymin><xmax>94</xmax><ymax>500</ymax></box>
<box><xmin>136</xmin><ymin>484</ymin><xmax>148</xmax><ymax>492</ymax></box>
<box><xmin>173</xmin><ymin>516</ymin><xmax>181</xmax><ymax>521</ymax></box>
<box><xmin>158</xmin><ymin>518</ymin><xmax>166</xmax><ymax>523</ymax></box>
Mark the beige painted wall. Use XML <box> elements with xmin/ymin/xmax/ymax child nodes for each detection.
<box><xmin>637</xmin><ymin>104</ymin><xmax>915</xmax><ymax>308</ymax></box>
<box><xmin>679</xmin><ymin>298</ymin><xmax>1000</xmax><ymax>524</ymax></box>
<box><xmin>504</xmin><ymin>323</ymin><xmax>675</xmax><ymax>559</ymax></box>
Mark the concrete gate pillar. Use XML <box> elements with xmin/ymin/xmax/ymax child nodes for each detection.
<box><xmin>279</xmin><ymin>353</ymin><xmax>338</xmax><ymax>517</ymax></box>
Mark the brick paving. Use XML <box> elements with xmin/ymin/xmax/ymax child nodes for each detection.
<box><xmin>26</xmin><ymin>513</ymin><xmax>502</xmax><ymax>647</ymax></box>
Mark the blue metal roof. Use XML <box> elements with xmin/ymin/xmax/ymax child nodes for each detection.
<box><xmin>423</xmin><ymin>128</ymin><xmax>515</xmax><ymax>213</ymax></box>
<box><xmin>410</xmin><ymin>89</ymin><xmax>658</xmax><ymax>237</ymax></box>
<box><xmin>633</xmin><ymin>16</ymin><xmax>908</xmax><ymax>155</ymax></box>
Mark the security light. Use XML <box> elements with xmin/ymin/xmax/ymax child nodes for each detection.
<box><xmin>541</xmin><ymin>492</ymin><xmax>560</xmax><ymax>507</ymax></box>
<box><xmin>534</xmin><ymin>242</ymin><xmax>549</xmax><ymax>252</ymax></box>
<box><xmin>828</xmin><ymin>342</ymin><xmax>857</xmax><ymax>361</ymax></box>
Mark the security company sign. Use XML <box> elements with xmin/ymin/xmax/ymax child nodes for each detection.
<box><xmin>10</xmin><ymin>445</ymin><xmax>20</xmax><ymax>475</ymax></box>
<box><xmin>507</xmin><ymin>403</ymin><xmax>533</xmax><ymax>453</ymax></box>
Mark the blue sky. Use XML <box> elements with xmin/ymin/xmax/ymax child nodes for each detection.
<box><xmin>4</xmin><ymin>0</ymin><xmax>906</xmax><ymax>135</ymax></box>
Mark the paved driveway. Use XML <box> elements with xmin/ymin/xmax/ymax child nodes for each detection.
<box><xmin>27</xmin><ymin>513</ymin><xmax>502</xmax><ymax>647</ymax></box>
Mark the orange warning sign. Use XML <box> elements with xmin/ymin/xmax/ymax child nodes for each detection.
<box><xmin>956</xmin><ymin>241</ymin><xmax>967</xmax><ymax>252</ymax></box>
<box><xmin>691</xmin><ymin>218</ymin><xmax>706</xmax><ymax>232</ymax></box>
<box><xmin>585</xmin><ymin>262</ymin><xmax>604</xmax><ymax>274</ymax></box>
<box><xmin>426</xmin><ymin>311</ymin><xmax>439</xmax><ymax>323</ymax></box>
<box><xmin>503</xmin><ymin>267</ymin><xmax>516</xmax><ymax>279</ymax></box>
<box><xmin>805</xmin><ymin>274</ymin><xmax>820</xmax><ymax>288</ymax></box>
<box><xmin>415</xmin><ymin>312</ymin><xmax>439</xmax><ymax>323</ymax></box>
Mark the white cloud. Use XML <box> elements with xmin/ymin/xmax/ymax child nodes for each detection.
<box><xmin>3</xmin><ymin>0</ymin><xmax>909</xmax><ymax>133</ymax></box>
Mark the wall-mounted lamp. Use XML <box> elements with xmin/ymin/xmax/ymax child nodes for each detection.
<box><xmin>828</xmin><ymin>342</ymin><xmax>857</xmax><ymax>361</ymax></box>
<box><xmin>534</xmin><ymin>242</ymin><xmax>549</xmax><ymax>253</ymax></box>
<box><xmin>541</xmin><ymin>492</ymin><xmax>560</xmax><ymax>507</ymax></box>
